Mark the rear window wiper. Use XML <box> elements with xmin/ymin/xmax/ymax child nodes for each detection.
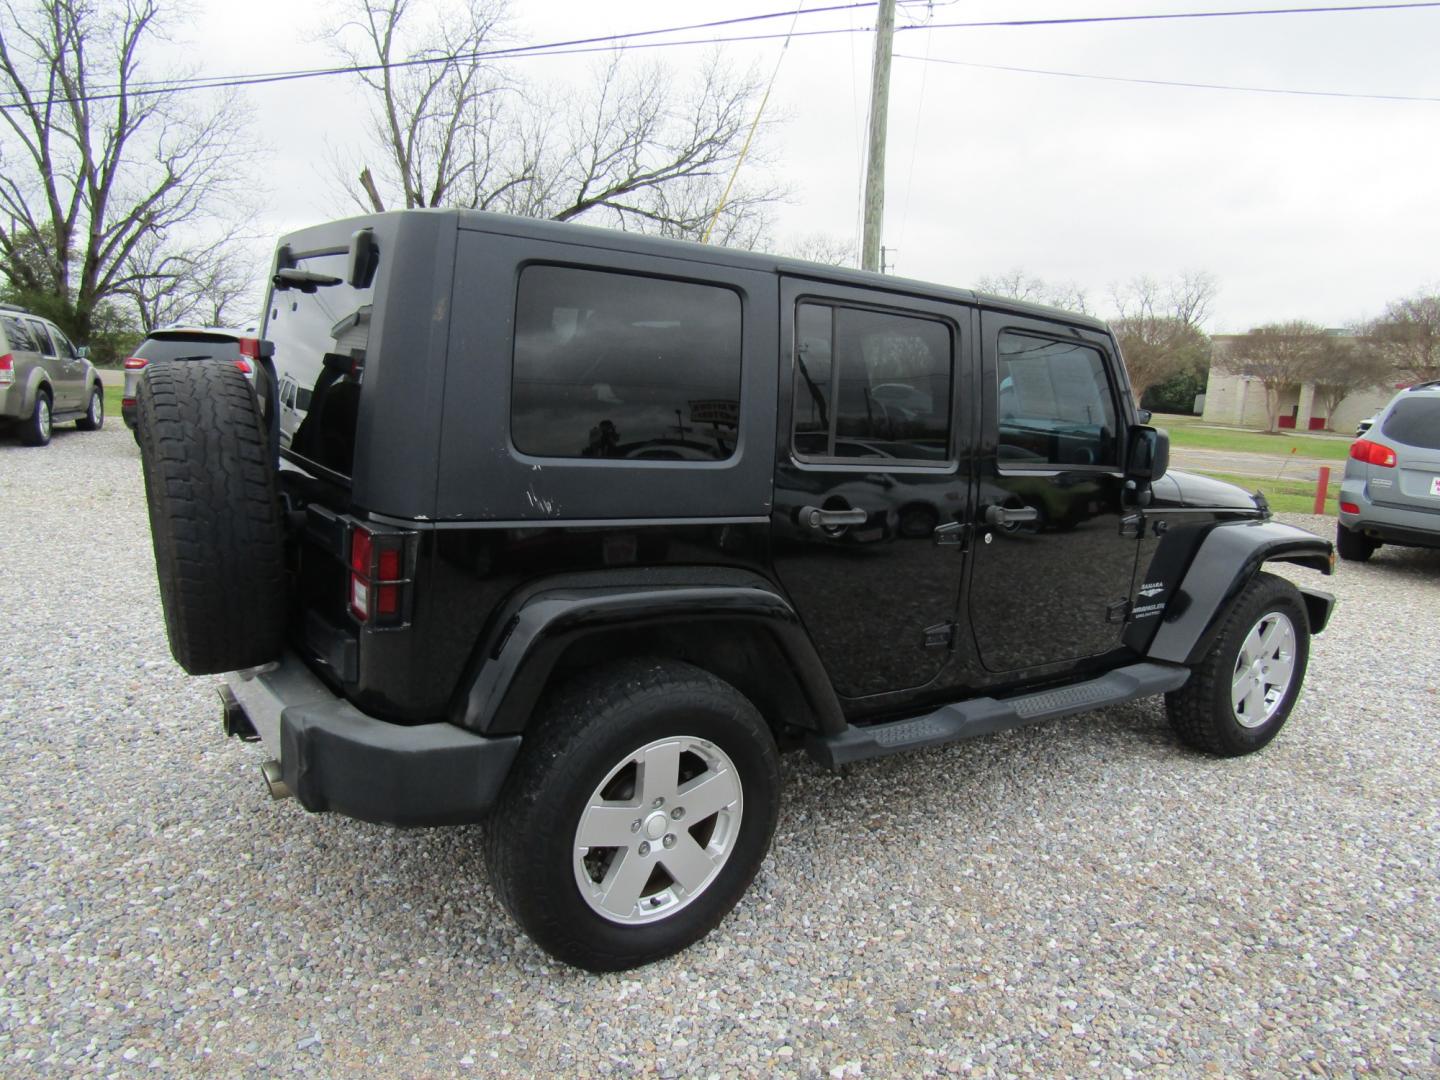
<box><xmin>273</xmin><ymin>268</ymin><xmax>343</xmax><ymax>293</ymax></box>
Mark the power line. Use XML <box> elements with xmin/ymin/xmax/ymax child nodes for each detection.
<box><xmin>3</xmin><ymin>1</ymin><xmax>1436</xmax><ymax>112</ymax></box>
<box><xmin>895</xmin><ymin>53</ymin><xmax>1440</xmax><ymax>102</ymax></box>
<box><xmin>1</xmin><ymin>1</ymin><xmax>922</xmax><ymax>108</ymax></box>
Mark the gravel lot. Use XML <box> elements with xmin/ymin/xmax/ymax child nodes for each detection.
<box><xmin>3</xmin><ymin>422</ymin><xmax>1439</xmax><ymax>1078</ymax></box>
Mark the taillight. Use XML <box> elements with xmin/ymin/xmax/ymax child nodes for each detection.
<box><xmin>123</xmin><ymin>356</ymin><xmax>148</xmax><ymax>370</ymax></box>
<box><xmin>233</xmin><ymin>358</ymin><xmax>253</xmax><ymax>375</ymax></box>
<box><xmin>348</xmin><ymin>524</ymin><xmax>408</xmax><ymax>625</ymax></box>
<box><xmin>1349</xmin><ymin>439</ymin><xmax>1396</xmax><ymax>467</ymax></box>
<box><xmin>1340</xmin><ymin>501</ymin><xmax>1360</xmax><ymax>514</ymax></box>
<box><xmin>0</xmin><ymin>353</ymin><xmax>12</xmax><ymax>386</ymax></box>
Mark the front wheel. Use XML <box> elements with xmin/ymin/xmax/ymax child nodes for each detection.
<box><xmin>76</xmin><ymin>385</ymin><xmax>104</xmax><ymax>430</ymax></box>
<box><xmin>485</xmin><ymin>658</ymin><xmax>780</xmax><ymax>972</ymax></box>
<box><xmin>1165</xmin><ymin>571</ymin><xmax>1311</xmax><ymax>757</ymax></box>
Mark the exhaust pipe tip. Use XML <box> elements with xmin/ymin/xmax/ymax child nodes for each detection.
<box><xmin>260</xmin><ymin>759</ymin><xmax>291</xmax><ymax>801</ymax></box>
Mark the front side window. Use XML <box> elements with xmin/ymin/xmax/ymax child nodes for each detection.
<box><xmin>792</xmin><ymin>302</ymin><xmax>952</xmax><ymax>463</ymax></box>
<box><xmin>511</xmin><ymin>266</ymin><xmax>742</xmax><ymax>461</ymax></box>
<box><xmin>996</xmin><ymin>332</ymin><xmax>1118</xmax><ymax>467</ymax></box>
<box><xmin>49</xmin><ymin>325</ymin><xmax>76</xmax><ymax>357</ymax></box>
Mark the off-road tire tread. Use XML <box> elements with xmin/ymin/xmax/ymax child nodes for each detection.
<box><xmin>485</xmin><ymin>657</ymin><xmax>780</xmax><ymax>972</ymax></box>
<box><xmin>1164</xmin><ymin>571</ymin><xmax>1309</xmax><ymax>757</ymax></box>
<box><xmin>136</xmin><ymin>362</ymin><xmax>286</xmax><ymax>675</ymax></box>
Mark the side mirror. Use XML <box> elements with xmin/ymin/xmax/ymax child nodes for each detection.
<box><xmin>1127</xmin><ymin>425</ymin><xmax>1169</xmax><ymax>482</ymax></box>
<box><xmin>76</xmin><ymin>345</ymin><xmax>89</xmax><ymax>359</ymax></box>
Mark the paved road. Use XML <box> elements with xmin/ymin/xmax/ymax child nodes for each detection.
<box><xmin>1170</xmin><ymin>445</ymin><xmax>1342</xmax><ymax>484</ymax></box>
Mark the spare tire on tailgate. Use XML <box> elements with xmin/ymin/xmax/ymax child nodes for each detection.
<box><xmin>136</xmin><ymin>362</ymin><xmax>286</xmax><ymax>675</ymax></box>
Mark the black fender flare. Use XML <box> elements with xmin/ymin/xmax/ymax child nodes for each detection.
<box><xmin>450</xmin><ymin>576</ymin><xmax>845</xmax><ymax>737</ymax></box>
<box><xmin>1146</xmin><ymin>519</ymin><xmax>1336</xmax><ymax>666</ymax></box>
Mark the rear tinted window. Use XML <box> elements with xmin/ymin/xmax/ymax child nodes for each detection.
<box><xmin>1381</xmin><ymin>396</ymin><xmax>1440</xmax><ymax>450</ymax></box>
<box><xmin>26</xmin><ymin>320</ymin><xmax>55</xmax><ymax>355</ymax></box>
<box><xmin>511</xmin><ymin>266</ymin><xmax>742</xmax><ymax>461</ymax></box>
<box><xmin>135</xmin><ymin>335</ymin><xmax>240</xmax><ymax>362</ymax></box>
<box><xmin>2</xmin><ymin>316</ymin><xmax>37</xmax><ymax>352</ymax></box>
<box><xmin>267</xmin><ymin>251</ymin><xmax>373</xmax><ymax>478</ymax></box>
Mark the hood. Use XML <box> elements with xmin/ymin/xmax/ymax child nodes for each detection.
<box><xmin>1162</xmin><ymin>469</ymin><xmax>1265</xmax><ymax>511</ymax></box>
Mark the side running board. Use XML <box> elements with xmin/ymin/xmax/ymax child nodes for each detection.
<box><xmin>805</xmin><ymin>661</ymin><xmax>1191</xmax><ymax>769</ymax></box>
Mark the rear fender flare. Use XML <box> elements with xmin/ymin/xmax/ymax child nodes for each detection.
<box><xmin>452</xmin><ymin>582</ymin><xmax>845</xmax><ymax>737</ymax></box>
<box><xmin>1146</xmin><ymin>520</ymin><xmax>1335</xmax><ymax>666</ymax></box>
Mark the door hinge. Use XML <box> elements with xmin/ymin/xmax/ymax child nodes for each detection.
<box><xmin>933</xmin><ymin>521</ymin><xmax>969</xmax><ymax>546</ymax></box>
<box><xmin>1105</xmin><ymin>599</ymin><xmax>1131</xmax><ymax>624</ymax></box>
<box><xmin>922</xmin><ymin>622</ymin><xmax>955</xmax><ymax>648</ymax></box>
<box><xmin>1119</xmin><ymin>513</ymin><xmax>1144</xmax><ymax>539</ymax></box>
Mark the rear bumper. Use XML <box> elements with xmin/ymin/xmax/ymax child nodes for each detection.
<box><xmin>121</xmin><ymin>399</ymin><xmax>137</xmax><ymax>429</ymax></box>
<box><xmin>225</xmin><ymin>652</ymin><xmax>520</xmax><ymax>827</ymax></box>
<box><xmin>1338</xmin><ymin>477</ymin><xmax>1440</xmax><ymax>550</ymax></box>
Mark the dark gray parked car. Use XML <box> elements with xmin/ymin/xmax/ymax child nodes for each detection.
<box><xmin>1337</xmin><ymin>381</ymin><xmax>1440</xmax><ymax>560</ymax></box>
<box><xmin>0</xmin><ymin>303</ymin><xmax>103</xmax><ymax>445</ymax></box>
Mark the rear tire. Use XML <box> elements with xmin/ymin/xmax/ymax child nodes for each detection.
<box><xmin>19</xmin><ymin>390</ymin><xmax>51</xmax><ymax>446</ymax></box>
<box><xmin>485</xmin><ymin>657</ymin><xmax>780</xmax><ymax>972</ymax></box>
<box><xmin>1336</xmin><ymin>521</ymin><xmax>1376</xmax><ymax>562</ymax></box>
<box><xmin>76</xmin><ymin>385</ymin><xmax>104</xmax><ymax>430</ymax></box>
<box><xmin>136</xmin><ymin>362</ymin><xmax>286</xmax><ymax>675</ymax></box>
<box><xmin>1165</xmin><ymin>571</ymin><xmax>1310</xmax><ymax>757</ymax></box>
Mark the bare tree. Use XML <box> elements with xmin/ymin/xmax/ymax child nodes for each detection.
<box><xmin>1108</xmin><ymin>272</ymin><xmax>1216</xmax><ymax>403</ymax></box>
<box><xmin>1364</xmin><ymin>290</ymin><xmax>1440</xmax><ymax>385</ymax></box>
<box><xmin>782</xmin><ymin>233</ymin><xmax>855</xmax><ymax>267</ymax></box>
<box><xmin>1223</xmin><ymin>321</ymin><xmax>1329</xmax><ymax>432</ymax></box>
<box><xmin>0</xmin><ymin>0</ymin><xmax>250</xmax><ymax>341</ymax></box>
<box><xmin>332</xmin><ymin>0</ymin><xmax>781</xmax><ymax>239</ymax></box>
<box><xmin>1305</xmin><ymin>334</ymin><xmax>1392</xmax><ymax>429</ymax></box>
<box><xmin>976</xmin><ymin>269</ymin><xmax>1091</xmax><ymax>314</ymax></box>
<box><xmin>121</xmin><ymin>230</ymin><xmax>262</xmax><ymax>331</ymax></box>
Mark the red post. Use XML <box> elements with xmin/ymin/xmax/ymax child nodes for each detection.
<box><xmin>1314</xmin><ymin>465</ymin><xmax>1331</xmax><ymax>514</ymax></box>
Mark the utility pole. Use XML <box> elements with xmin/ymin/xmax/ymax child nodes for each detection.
<box><xmin>861</xmin><ymin>0</ymin><xmax>896</xmax><ymax>273</ymax></box>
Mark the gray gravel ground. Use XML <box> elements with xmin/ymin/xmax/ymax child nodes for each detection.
<box><xmin>3</xmin><ymin>422</ymin><xmax>1439</xmax><ymax>1078</ymax></box>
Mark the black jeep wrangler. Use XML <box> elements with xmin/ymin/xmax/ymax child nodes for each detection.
<box><xmin>136</xmin><ymin>211</ymin><xmax>1335</xmax><ymax>972</ymax></box>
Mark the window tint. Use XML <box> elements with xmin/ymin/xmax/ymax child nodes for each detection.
<box><xmin>997</xmin><ymin>332</ymin><xmax>1118</xmax><ymax>467</ymax></box>
<box><xmin>135</xmin><ymin>335</ymin><xmax>241</xmax><ymax>363</ymax></box>
<box><xmin>267</xmin><ymin>250</ymin><xmax>372</xmax><ymax>478</ymax></box>
<box><xmin>792</xmin><ymin>302</ymin><xmax>952</xmax><ymax>462</ymax></box>
<box><xmin>512</xmin><ymin>266</ymin><xmax>742</xmax><ymax>461</ymax></box>
<box><xmin>26</xmin><ymin>320</ymin><xmax>55</xmax><ymax>355</ymax></box>
<box><xmin>3</xmin><ymin>316</ymin><xmax>38</xmax><ymax>352</ymax></box>
<box><xmin>1381</xmin><ymin>396</ymin><xmax>1440</xmax><ymax>450</ymax></box>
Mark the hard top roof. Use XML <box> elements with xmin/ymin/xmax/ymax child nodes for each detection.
<box><xmin>278</xmin><ymin>208</ymin><xmax>1111</xmax><ymax>333</ymax></box>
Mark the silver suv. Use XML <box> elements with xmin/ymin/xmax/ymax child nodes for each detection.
<box><xmin>121</xmin><ymin>327</ymin><xmax>264</xmax><ymax>438</ymax></box>
<box><xmin>0</xmin><ymin>303</ymin><xmax>104</xmax><ymax>445</ymax></box>
<box><xmin>1337</xmin><ymin>381</ymin><xmax>1440</xmax><ymax>560</ymax></box>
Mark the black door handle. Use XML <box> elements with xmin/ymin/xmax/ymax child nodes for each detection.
<box><xmin>984</xmin><ymin>504</ymin><xmax>1039</xmax><ymax>526</ymax></box>
<box><xmin>801</xmin><ymin>506</ymin><xmax>868</xmax><ymax>529</ymax></box>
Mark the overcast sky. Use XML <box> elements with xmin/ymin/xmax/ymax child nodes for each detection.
<box><xmin>182</xmin><ymin>0</ymin><xmax>1440</xmax><ymax>331</ymax></box>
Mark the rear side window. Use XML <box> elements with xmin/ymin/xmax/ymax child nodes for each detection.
<box><xmin>792</xmin><ymin>302</ymin><xmax>952</xmax><ymax>463</ymax></box>
<box><xmin>26</xmin><ymin>320</ymin><xmax>55</xmax><ymax>355</ymax></box>
<box><xmin>135</xmin><ymin>334</ymin><xmax>240</xmax><ymax>362</ymax></box>
<box><xmin>997</xmin><ymin>332</ymin><xmax>1119</xmax><ymax>467</ymax></box>
<box><xmin>2</xmin><ymin>316</ymin><xmax>37</xmax><ymax>352</ymax></box>
<box><xmin>49</xmin><ymin>325</ymin><xmax>76</xmax><ymax>358</ymax></box>
<box><xmin>511</xmin><ymin>266</ymin><xmax>742</xmax><ymax>461</ymax></box>
<box><xmin>1381</xmin><ymin>396</ymin><xmax>1440</xmax><ymax>450</ymax></box>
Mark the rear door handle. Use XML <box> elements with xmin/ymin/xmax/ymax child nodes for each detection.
<box><xmin>983</xmin><ymin>504</ymin><xmax>1039</xmax><ymax>526</ymax></box>
<box><xmin>801</xmin><ymin>506</ymin><xmax>868</xmax><ymax>528</ymax></box>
